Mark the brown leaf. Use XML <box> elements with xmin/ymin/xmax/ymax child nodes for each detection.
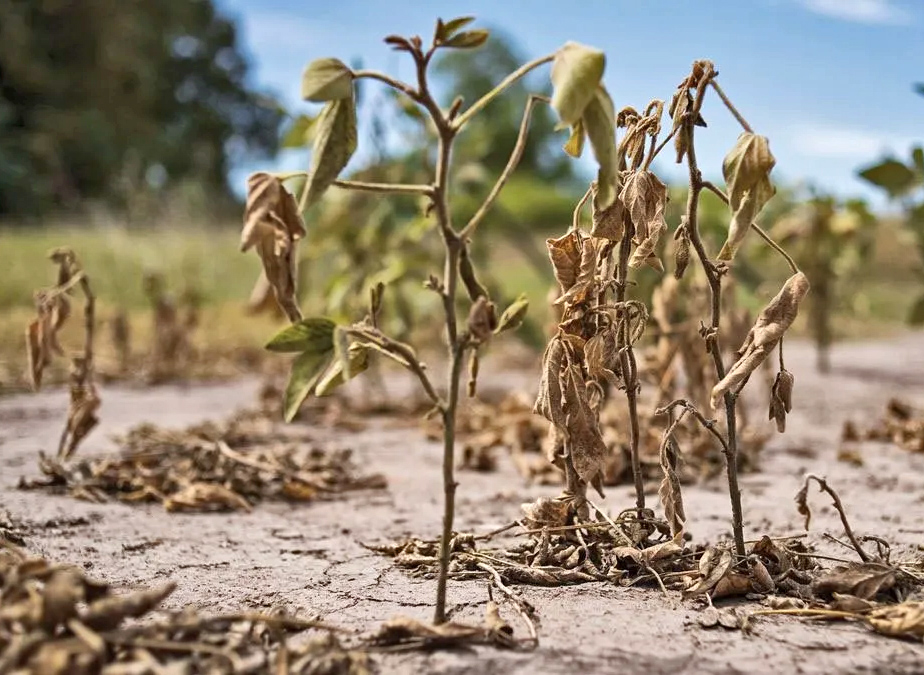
<box><xmin>60</xmin><ymin>357</ymin><xmax>101</xmax><ymax>460</ymax></box>
<box><xmin>657</xmin><ymin>426</ymin><xmax>686</xmax><ymax>539</ymax></box>
<box><xmin>533</xmin><ymin>337</ymin><xmax>566</xmax><ymax>430</ymax></box>
<box><xmin>520</xmin><ymin>497</ymin><xmax>570</xmax><ymax>529</ymax></box>
<box><xmin>562</xmin><ymin>365</ymin><xmax>608</xmax><ymax>484</ymax></box>
<box><xmin>546</xmin><ymin>230</ymin><xmax>585</xmax><ymax>293</ymax></box>
<box><xmin>241</xmin><ymin>173</ymin><xmax>306</xmax><ymax>319</ymax></box>
<box><xmin>684</xmin><ymin>547</ymin><xmax>733</xmax><ymax>597</ymax></box>
<box><xmin>620</xmin><ymin>171</ymin><xmax>668</xmax><ymax>270</ymax></box>
<box><xmin>466</xmin><ymin>296</ymin><xmax>497</xmax><ymax>343</ymax></box>
<box><xmin>813</xmin><ymin>563</ymin><xmax>896</xmax><ymax>601</ymax></box>
<box><xmin>711</xmin><ymin>272</ymin><xmax>810</xmax><ymax>408</ymax></box>
<box><xmin>867</xmin><ymin>602</ymin><xmax>924</xmax><ymax>639</ymax></box>
<box><xmin>769</xmin><ymin>369</ymin><xmax>795</xmax><ymax>432</ymax></box>
<box><xmin>590</xmin><ymin>189</ymin><xmax>625</xmax><ymax>241</ymax></box>
<box><xmin>555</xmin><ymin>236</ymin><xmax>601</xmax><ymax>306</ymax></box>
<box><xmin>81</xmin><ymin>582</ymin><xmax>176</xmax><ymax>631</ymax></box>
<box><xmin>164</xmin><ymin>483</ymin><xmax>253</xmax><ymax>513</ymax></box>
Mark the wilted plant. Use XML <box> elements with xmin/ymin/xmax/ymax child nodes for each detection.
<box><xmin>24</xmin><ymin>248</ymin><xmax>99</xmax><ymax>460</ymax></box>
<box><xmin>142</xmin><ymin>273</ymin><xmax>198</xmax><ymax>383</ymax></box>
<box><xmin>533</xmin><ymin>59</ymin><xmax>809</xmax><ymax>558</ymax></box>
<box><xmin>241</xmin><ymin>17</ymin><xmax>619</xmax><ymax>624</ymax></box>
<box><xmin>770</xmin><ymin>191</ymin><xmax>876</xmax><ymax>372</ymax></box>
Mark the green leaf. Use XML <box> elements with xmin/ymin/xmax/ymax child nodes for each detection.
<box><xmin>281</xmin><ymin>114</ymin><xmax>316</xmax><ymax>149</ymax></box>
<box><xmin>494</xmin><ymin>294</ymin><xmax>529</xmax><ymax>334</ymax></box>
<box><xmin>582</xmin><ymin>86</ymin><xmax>618</xmax><ymax>209</ymax></box>
<box><xmin>912</xmin><ymin>145</ymin><xmax>924</xmax><ymax>176</ymax></box>
<box><xmin>301</xmin><ymin>58</ymin><xmax>354</xmax><ymax>102</ymax></box>
<box><xmin>265</xmin><ymin>317</ymin><xmax>336</xmax><ymax>353</ymax></box>
<box><xmin>563</xmin><ymin>120</ymin><xmax>585</xmax><ymax>158</ymax></box>
<box><xmin>442</xmin><ymin>29</ymin><xmax>489</xmax><ymax>49</ymax></box>
<box><xmin>550</xmin><ymin>42</ymin><xmax>606</xmax><ymax>127</ymax></box>
<box><xmin>333</xmin><ymin>326</ymin><xmax>351</xmax><ymax>380</ymax></box>
<box><xmin>315</xmin><ymin>344</ymin><xmax>370</xmax><ymax>396</ymax></box>
<box><xmin>303</xmin><ymin>98</ymin><xmax>358</xmax><ymax>208</ymax></box>
<box><xmin>909</xmin><ymin>294</ymin><xmax>924</xmax><ymax>326</ymax></box>
<box><xmin>857</xmin><ymin>159</ymin><xmax>918</xmax><ymax>197</ymax></box>
<box><xmin>437</xmin><ymin>16</ymin><xmax>475</xmax><ymax>41</ymax></box>
<box><xmin>283</xmin><ymin>350</ymin><xmax>332</xmax><ymax>422</ymax></box>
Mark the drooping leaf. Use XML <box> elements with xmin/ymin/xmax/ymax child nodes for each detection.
<box><xmin>442</xmin><ymin>29</ymin><xmax>489</xmax><ymax>49</ymax></box>
<box><xmin>722</xmin><ymin>132</ymin><xmax>775</xmax><ymax>210</ymax></box>
<box><xmin>718</xmin><ymin>174</ymin><xmax>776</xmax><ymax>261</ymax></box>
<box><xmin>546</xmin><ymin>230</ymin><xmax>586</xmax><ymax>292</ymax></box>
<box><xmin>813</xmin><ymin>563</ymin><xmax>896</xmax><ymax>601</ymax></box>
<box><xmin>550</xmin><ymin>42</ymin><xmax>606</xmax><ymax>127</ymax></box>
<box><xmin>265</xmin><ymin>317</ymin><xmax>336</xmax><ymax>353</ymax></box>
<box><xmin>280</xmin><ymin>114</ymin><xmax>316</xmax><ymax>149</ymax></box>
<box><xmin>857</xmin><ymin>159</ymin><xmax>918</xmax><ymax>197</ymax></box>
<box><xmin>562</xmin><ymin>365</ymin><xmax>608</xmax><ymax>484</ymax></box>
<box><xmin>301</xmin><ymin>58</ymin><xmax>354</xmax><ymax>102</ymax></box>
<box><xmin>315</xmin><ymin>344</ymin><xmax>370</xmax><ymax>396</ymax></box>
<box><xmin>563</xmin><ymin>120</ymin><xmax>586</xmax><ymax>158</ymax></box>
<box><xmin>769</xmin><ymin>368</ymin><xmax>795</xmax><ymax>432</ymax></box>
<box><xmin>533</xmin><ymin>337</ymin><xmax>566</xmax><ymax>430</ymax></box>
<box><xmin>582</xmin><ymin>86</ymin><xmax>618</xmax><ymax>209</ymax></box>
<box><xmin>283</xmin><ymin>350</ymin><xmax>333</xmax><ymax>422</ymax></box>
<box><xmin>435</xmin><ymin>16</ymin><xmax>475</xmax><ymax>41</ymax></box>
<box><xmin>333</xmin><ymin>326</ymin><xmax>351</xmax><ymax>380</ymax></box>
<box><xmin>303</xmin><ymin>98</ymin><xmax>358</xmax><ymax>209</ymax></box>
<box><xmin>495</xmin><ymin>294</ymin><xmax>529</xmax><ymax>334</ymax></box>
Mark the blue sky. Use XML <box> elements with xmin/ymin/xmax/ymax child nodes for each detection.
<box><xmin>219</xmin><ymin>0</ymin><xmax>923</xmax><ymax>206</ymax></box>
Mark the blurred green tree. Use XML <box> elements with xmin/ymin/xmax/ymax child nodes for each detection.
<box><xmin>0</xmin><ymin>0</ymin><xmax>282</xmax><ymax>217</ymax></box>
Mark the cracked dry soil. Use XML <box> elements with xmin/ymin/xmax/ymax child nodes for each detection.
<box><xmin>2</xmin><ymin>336</ymin><xmax>924</xmax><ymax>674</ymax></box>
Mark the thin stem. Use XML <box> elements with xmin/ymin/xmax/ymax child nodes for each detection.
<box><xmin>701</xmin><ymin>181</ymin><xmax>799</xmax><ymax>274</ymax></box>
<box><xmin>346</xmin><ymin>328</ymin><xmax>443</xmax><ymax>409</ymax></box>
<box><xmin>353</xmin><ymin>69</ymin><xmax>421</xmax><ymax>103</ymax></box>
<box><xmin>682</xmin><ymin>67</ymin><xmax>746</xmax><ymax>558</ymax></box>
<box><xmin>709</xmin><ymin>80</ymin><xmax>753</xmax><ymax>133</ymax></box>
<box><xmin>655</xmin><ymin>399</ymin><xmax>729</xmax><ymax>455</ymax></box>
<box><xmin>804</xmin><ymin>475</ymin><xmax>871</xmax><ymax>563</ymax></box>
<box><xmin>459</xmin><ymin>95</ymin><xmax>548</xmax><ymax>239</ymax></box>
<box><xmin>332</xmin><ymin>179</ymin><xmax>434</xmax><ymax>196</ymax></box>
<box><xmin>572</xmin><ymin>185</ymin><xmax>593</xmax><ymax>231</ymax></box>
<box><xmin>452</xmin><ymin>54</ymin><xmax>555</xmax><ymax>130</ymax></box>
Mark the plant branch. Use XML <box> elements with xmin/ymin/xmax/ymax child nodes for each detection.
<box><xmin>655</xmin><ymin>399</ymin><xmax>730</xmax><ymax>454</ymax></box>
<box><xmin>347</xmin><ymin>328</ymin><xmax>443</xmax><ymax>409</ymax></box>
<box><xmin>803</xmin><ymin>475</ymin><xmax>871</xmax><ymax>563</ymax></box>
<box><xmin>459</xmin><ymin>95</ymin><xmax>548</xmax><ymax>239</ymax></box>
<box><xmin>572</xmin><ymin>185</ymin><xmax>593</xmax><ymax>231</ymax></box>
<box><xmin>709</xmin><ymin>80</ymin><xmax>753</xmax><ymax>133</ymax></box>
<box><xmin>354</xmin><ymin>69</ymin><xmax>422</xmax><ymax>103</ymax></box>
<box><xmin>332</xmin><ymin>179</ymin><xmax>434</xmax><ymax>196</ymax></box>
<box><xmin>452</xmin><ymin>54</ymin><xmax>554</xmax><ymax>130</ymax></box>
<box><xmin>701</xmin><ymin>180</ymin><xmax>799</xmax><ymax>273</ymax></box>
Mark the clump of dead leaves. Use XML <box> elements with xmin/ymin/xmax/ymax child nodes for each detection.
<box><xmin>19</xmin><ymin>403</ymin><xmax>386</xmax><ymax>512</ymax></box>
<box><xmin>842</xmin><ymin>397</ymin><xmax>924</xmax><ymax>455</ymax></box>
<box><xmin>0</xmin><ymin>540</ymin><xmax>372</xmax><ymax>674</ymax></box>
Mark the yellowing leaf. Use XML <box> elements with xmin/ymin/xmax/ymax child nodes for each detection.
<box><xmin>563</xmin><ymin>120</ymin><xmax>585</xmax><ymax>158</ymax></box>
<box><xmin>717</xmin><ymin>174</ymin><xmax>775</xmax><ymax>261</ymax></box>
<box><xmin>284</xmin><ymin>350</ymin><xmax>332</xmax><ymax>422</ymax></box>
<box><xmin>583</xmin><ymin>86</ymin><xmax>618</xmax><ymax>209</ymax></box>
<box><xmin>722</xmin><ymin>132</ymin><xmax>775</xmax><ymax>210</ymax></box>
<box><xmin>442</xmin><ymin>29</ymin><xmax>489</xmax><ymax>49</ymax></box>
<box><xmin>303</xmin><ymin>97</ymin><xmax>358</xmax><ymax>209</ymax></box>
<box><xmin>281</xmin><ymin>114</ymin><xmax>316</xmax><ymax>149</ymax></box>
<box><xmin>494</xmin><ymin>294</ymin><xmax>529</xmax><ymax>334</ymax></box>
<box><xmin>301</xmin><ymin>58</ymin><xmax>354</xmax><ymax>102</ymax></box>
<box><xmin>550</xmin><ymin>42</ymin><xmax>606</xmax><ymax>127</ymax></box>
<box><xmin>265</xmin><ymin>317</ymin><xmax>336</xmax><ymax>353</ymax></box>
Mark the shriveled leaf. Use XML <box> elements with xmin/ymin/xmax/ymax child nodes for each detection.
<box><xmin>621</xmin><ymin>171</ymin><xmax>668</xmax><ymax>269</ymax></box>
<box><xmin>673</xmin><ymin>221</ymin><xmax>691</xmax><ymax>279</ymax></box>
<box><xmin>657</xmin><ymin>426</ymin><xmax>686</xmax><ymax>538</ymax></box>
<box><xmin>722</xmin><ymin>132</ymin><xmax>775</xmax><ymax>211</ymax></box>
<box><xmin>556</xmin><ymin>237</ymin><xmax>600</xmax><ymax>306</ymax></box>
<box><xmin>164</xmin><ymin>482</ymin><xmax>252</xmax><ymax>513</ymax></box>
<box><xmin>857</xmin><ymin>158</ymin><xmax>918</xmax><ymax>197</ymax></box>
<box><xmin>533</xmin><ymin>338</ymin><xmax>566</xmax><ymax>430</ymax></box>
<box><xmin>562</xmin><ymin>365</ymin><xmax>608</xmax><ymax>484</ymax></box>
<box><xmin>266</xmin><ymin>317</ymin><xmax>336</xmax><ymax>353</ymax></box>
<box><xmin>813</xmin><ymin>563</ymin><xmax>896</xmax><ymax>601</ymax></box>
<box><xmin>283</xmin><ymin>350</ymin><xmax>333</xmax><ymax>422</ymax></box>
<box><xmin>563</xmin><ymin>120</ymin><xmax>586</xmax><ymax>158</ymax></box>
<box><xmin>495</xmin><ymin>294</ymin><xmax>529</xmax><ymax>334</ymax></box>
<box><xmin>303</xmin><ymin>97</ymin><xmax>358</xmax><ymax>209</ymax></box>
<box><xmin>769</xmin><ymin>368</ymin><xmax>795</xmax><ymax>432</ymax></box>
<box><xmin>591</xmin><ymin>189</ymin><xmax>625</xmax><ymax>241</ymax></box>
<box><xmin>867</xmin><ymin>602</ymin><xmax>924</xmax><ymax>639</ymax></box>
<box><xmin>583</xmin><ymin>86</ymin><xmax>618</xmax><ymax>209</ymax></box>
<box><xmin>301</xmin><ymin>58</ymin><xmax>354</xmax><ymax>102</ymax></box>
<box><xmin>711</xmin><ymin>272</ymin><xmax>810</xmax><ymax>408</ymax></box>
<box><xmin>60</xmin><ymin>358</ymin><xmax>101</xmax><ymax>460</ymax></box>
<box><xmin>82</xmin><ymin>583</ymin><xmax>176</xmax><ymax>631</ymax></box>
<box><xmin>546</xmin><ymin>230</ymin><xmax>586</xmax><ymax>292</ymax></box>
<box><xmin>684</xmin><ymin>547</ymin><xmax>734</xmax><ymax>597</ymax></box>
<box><xmin>520</xmin><ymin>496</ymin><xmax>570</xmax><ymax>528</ymax></box>
<box><xmin>315</xmin><ymin>344</ymin><xmax>370</xmax><ymax>397</ymax></box>
<box><xmin>442</xmin><ymin>29</ymin><xmax>489</xmax><ymax>49</ymax></box>
<box><xmin>550</xmin><ymin>42</ymin><xmax>606</xmax><ymax>127</ymax></box>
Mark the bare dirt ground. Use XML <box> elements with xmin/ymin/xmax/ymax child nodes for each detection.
<box><xmin>2</xmin><ymin>336</ymin><xmax>924</xmax><ymax>674</ymax></box>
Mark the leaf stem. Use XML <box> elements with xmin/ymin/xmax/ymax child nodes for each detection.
<box><xmin>709</xmin><ymin>80</ymin><xmax>753</xmax><ymax>133</ymax></box>
<box><xmin>452</xmin><ymin>54</ymin><xmax>554</xmax><ymax>130</ymax></box>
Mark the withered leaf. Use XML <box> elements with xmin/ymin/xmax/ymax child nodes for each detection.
<box><xmin>546</xmin><ymin>230</ymin><xmax>586</xmax><ymax>293</ymax></box>
<box><xmin>673</xmin><ymin>221</ymin><xmax>691</xmax><ymax>280</ymax></box>
<box><xmin>533</xmin><ymin>338</ymin><xmax>566</xmax><ymax>430</ymax></box>
<box><xmin>867</xmin><ymin>602</ymin><xmax>924</xmax><ymax>640</ymax></box>
<box><xmin>718</xmin><ymin>175</ymin><xmax>775</xmax><ymax>262</ymax></box>
<box><xmin>466</xmin><ymin>296</ymin><xmax>497</xmax><ymax>342</ymax></box>
<box><xmin>683</xmin><ymin>547</ymin><xmax>733</xmax><ymax>597</ymax></box>
<box><xmin>657</xmin><ymin>428</ymin><xmax>685</xmax><ymax>539</ymax></box>
<box><xmin>711</xmin><ymin>272</ymin><xmax>810</xmax><ymax>408</ymax></box>
<box><xmin>769</xmin><ymin>368</ymin><xmax>795</xmax><ymax>432</ymax></box>
<box><xmin>60</xmin><ymin>357</ymin><xmax>101</xmax><ymax>460</ymax></box>
<box><xmin>719</xmin><ymin>132</ymin><xmax>776</xmax><ymax>261</ymax></box>
<box><xmin>556</xmin><ymin>236</ymin><xmax>600</xmax><ymax>306</ymax></box>
<box><xmin>829</xmin><ymin>593</ymin><xmax>877</xmax><ymax>612</ymax></box>
<box><xmin>813</xmin><ymin>563</ymin><xmax>896</xmax><ymax>601</ymax></box>
<box><xmin>303</xmin><ymin>97</ymin><xmax>358</xmax><ymax>209</ymax></box>
<box><xmin>620</xmin><ymin>171</ymin><xmax>668</xmax><ymax>270</ymax></box>
<box><xmin>520</xmin><ymin>496</ymin><xmax>570</xmax><ymax>528</ymax></box>
<box><xmin>164</xmin><ymin>482</ymin><xmax>253</xmax><ymax>513</ymax></box>
<box><xmin>550</xmin><ymin>42</ymin><xmax>606</xmax><ymax>127</ymax></box>
<box><xmin>562</xmin><ymin>365</ymin><xmax>608</xmax><ymax>484</ymax></box>
<box><xmin>563</xmin><ymin>119</ymin><xmax>586</xmax><ymax>158</ymax></box>
<box><xmin>582</xmin><ymin>86</ymin><xmax>618</xmax><ymax>209</ymax></box>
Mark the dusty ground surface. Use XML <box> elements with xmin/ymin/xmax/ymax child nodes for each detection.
<box><xmin>2</xmin><ymin>336</ymin><xmax>924</xmax><ymax>674</ymax></box>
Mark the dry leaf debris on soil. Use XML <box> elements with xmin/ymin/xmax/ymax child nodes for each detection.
<box><xmin>842</xmin><ymin>397</ymin><xmax>924</xmax><ymax>454</ymax></box>
<box><xmin>17</xmin><ymin>398</ymin><xmax>387</xmax><ymax>513</ymax></box>
<box><xmin>367</xmin><ymin>476</ymin><xmax>924</xmax><ymax>643</ymax></box>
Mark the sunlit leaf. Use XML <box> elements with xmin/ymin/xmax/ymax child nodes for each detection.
<box><xmin>303</xmin><ymin>97</ymin><xmax>358</xmax><ymax>208</ymax></box>
<box><xmin>315</xmin><ymin>344</ymin><xmax>370</xmax><ymax>396</ymax></box>
<box><xmin>265</xmin><ymin>317</ymin><xmax>336</xmax><ymax>353</ymax></box>
<box><xmin>722</xmin><ymin>132</ymin><xmax>775</xmax><ymax>211</ymax></box>
<box><xmin>550</xmin><ymin>42</ymin><xmax>606</xmax><ymax>127</ymax></box>
<box><xmin>494</xmin><ymin>293</ymin><xmax>529</xmax><ymax>333</ymax></box>
<box><xmin>301</xmin><ymin>58</ymin><xmax>354</xmax><ymax>102</ymax></box>
<box><xmin>436</xmin><ymin>16</ymin><xmax>475</xmax><ymax>41</ymax></box>
<box><xmin>442</xmin><ymin>29</ymin><xmax>489</xmax><ymax>49</ymax></box>
<box><xmin>283</xmin><ymin>350</ymin><xmax>332</xmax><ymax>422</ymax></box>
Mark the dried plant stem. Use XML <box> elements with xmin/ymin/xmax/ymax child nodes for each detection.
<box><xmin>804</xmin><ymin>475</ymin><xmax>871</xmax><ymax>563</ymax></box>
<box><xmin>683</xmin><ymin>74</ymin><xmax>746</xmax><ymax>558</ymax></box>
<box><xmin>709</xmin><ymin>80</ymin><xmax>753</xmax><ymax>133</ymax></box>
<box><xmin>615</xmin><ymin>224</ymin><xmax>645</xmax><ymax>511</ymax></box>
<box><xmin>346</xmin><ymin>327</ymin><xmax>442</xmax><ymax>408</ymax></box>
<box><xmin>332</xmin><ymin>179</ymin><xmax>434</xmax><ymax>196</ymax></box>
<box><xmin>655</xmin><ymin>399</ymin><xmax>729</xmax><ymax>454</ymax></box>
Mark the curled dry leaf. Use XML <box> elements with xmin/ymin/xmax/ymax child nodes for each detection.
<box><xmin>533</xmin><ymin>337</ymin><xmax>566</xmax><ymax>431</ymax></box>
<box><xmin>719</xmin><ymin>132</ymin><xmax>776</xmax><ymax>261</ymax></box>
<box><xmin>813</xmin><ymin>563</ymin><xmax>896</xmax><ymax>601</ymax></box>
<box><xmin>59</xmin><ymin>357</ymin><xmax>101</xmax><ymax>460</ymax></box>
<box><xmin>866</xmin><ymin>602</ymin><xmax>924</xmax><ymax>640</ymax></box>
<box><xmin>591</xmin><ymin>184</ymin><xmax>625</xmax><ymax>241</ymax></box>
<box><xmin>683</xmin><ymin>546</ymin><xmax>734</xmax><ymax>597</ymax></box>
<box><xmin>467</xmin><ymin>296</ymin><xmax>498</xmax><ymax>343</ymax></box>
<box><xmin>657</xmin><ymin>426</ymin><xmax>686</xmax><ymax>539</ymax></box>
<box><xmin>546</xmin><ymin>230</ymin><xmax>586</xmax><ymax>294</ymax></box>
<box><xmin>769</xmin><ymin>368</ymin><xmax>795</xmax><ymax>432</ymax></box>
<box><xmin>555</xmin><ymin>237</ymin><xmax>600</xmax><ymax>306</ymax></box>
<box><xmin>620</xmin><ymin>171</ymin><xmax>668</xmax><ymax>271</ymax></box>
<box><xmin>711</xmin><ymin>272</ymin><xmax>810</xmax><ymax>409</ymax></box>
<box><xmin>673</xmin><ymin>220</ymin><xmax>691</xmax><ymax>280</ymax></box>
<box><xmin>562</xmin><ymin>365</ymin><xmax>608</xmax><ymax>484</ymax></box>
<box><xmin>241</xmin><ymin>172</ymin><xmax>306</xmax><ymax>320</ymax></box>
<box><xmin>520</xmin><ymin>497</ymin><xmax>570</xmax><ymax>529</ymax></box>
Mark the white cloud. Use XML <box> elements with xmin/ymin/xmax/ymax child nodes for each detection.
<box><xmin>789</xmin><ymin>124</ymin><xmax>916</xmax><ymax>159</ymax></box>
<box><xmin>797</xmin><ymin>0</ymin><xmax>912</xmax><ymax>25</ymax></box>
